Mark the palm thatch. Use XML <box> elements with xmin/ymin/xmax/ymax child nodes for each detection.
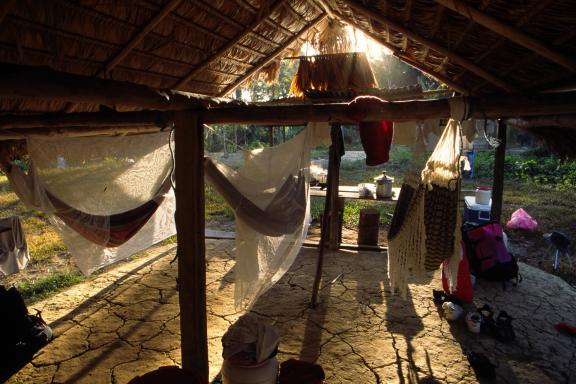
<box><xmin>0</xmin><ymin>0</ymin><xmax>574</xmax><ymax>113</ymax></box>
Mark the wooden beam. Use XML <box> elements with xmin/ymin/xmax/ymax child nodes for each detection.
<box><xmin>343</xmin><ymin>0</ymin><xmax>519</xmax><ymax>92</ymax></box>
<box><xmin>0</xmin><ymin>63</ymin><xmax>232</xmax><ymax>110</ymax></box>
<box><xmin>436</xmin><ymin>0</ymin><xmax>576</xmax><ymax>72</ymax></box>
<box><xmin>203</xmin><ymin>93</ymin><xmax>576</xmax><ymax>124</ymax></box>
<box><xmin>103</xmin><ymin>0</ymin><xmax>182</xmax><ymax>75</ymax></box>
<box><xmin>174</xmin><ymin>111</ymin><xmax>208</xmax><ymax>383</ymax></box>
<box><xmin>490</xmin><ymin>119</ymin><xmax>507</xmax><ymax>222</ymax></box>
<box><xmin>0</xmin><ymin>111</ymin><xmax>172</xmax><ymax>129</ymax></box>
<box><xmin>218</xmin><ymin>13</ymin><xmax>327</xmax><ymax>96</ymax></box>
<box><xmin>0</xmin><ymin>126</ymin><xmax>162</xmax><ymax>140</ymax></box>
<box><xmin>316</xmin><ymin>13</ymin><xmax>469</xmax><ymax>94</ymax></box>
<box><xmin>505</xmin><ymin>115</ymin><xmax>576</xmax><ymax>130</ymax></box>
<box><xmin>174</xmin><ymin>0</ymin><xmax>288</xmax><ymax>90</ymax></box>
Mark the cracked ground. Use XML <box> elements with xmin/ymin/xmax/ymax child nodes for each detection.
<box><xmin>6</xmin><ymin>240</ymin><xmax>576</xmax><ymax>383</ymax></box>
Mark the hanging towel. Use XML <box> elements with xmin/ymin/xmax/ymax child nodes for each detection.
<box><xmin>347</xmin><ymin>96</ymin><xmax>394</xmax><ymax>166</ymax></box>
<box><xmin>0</xmin><ymin>216</ymin><xmax>29</xmax><ymax>276</ymax></box>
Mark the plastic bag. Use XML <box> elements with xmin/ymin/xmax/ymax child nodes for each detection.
<box><xmin>506</xmin><ymin>208</ymin><xmax>538</xmax><ymax>231</ymax></box>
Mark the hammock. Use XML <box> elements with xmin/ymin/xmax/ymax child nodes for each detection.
<box><xmin>5</xmin><ymin>132</ymin><xmax>176</xmax><ymax>274</ymax></box>
<box><xmin>205</xmin><ymin>158</ymin><xmax>306</xmax><ymax>237</ymax></box>
<box><xmin>206</xmin><ymin>123</ymin><xmax>330</xmax><ymax>310</ymax></box>
<box><xmin>46</xmin><ymin>175</ymin><xmax>172</xmax><ymax>247</ymax></box>
<box><xmin>388</xmin><ymin>119</ymin><xmax>462</xmax><ymax>296</ymax></box>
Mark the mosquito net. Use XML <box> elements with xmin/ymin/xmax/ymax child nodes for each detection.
<box><xmin>206</xmin><ymin>123</ymin><xmax>330</xmax><ymax>310</ymax></box>
<box><xmin>6</xmin><ymin>132</ymin><xmax>176</xmax><ymax>274</ymax></box>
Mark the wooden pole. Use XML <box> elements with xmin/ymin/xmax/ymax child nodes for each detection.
<box><xmin>0</xmin><ymin>63</ymin><xmax>231</xmax><ymax>111</ymax></box>
<box><xmin>0</xmin><ymin>111</ymin><xmax>172</xmax><ymax>130</ymax></box>
<box><xmin>491</xmin><ymin>119</ymin><xmax>507</xmax><ymax>223</ymax></box>
<box><xmin>435</xmin><ymin>0</ymin><xmax>576</xmax><ymax>72</ymax></box>
<box><xmin>268</xmin><ymin>126</ymin><xmax>274</xmax><ymax>146</ymax></box>
<box><xmin>203</xmin><ymin>93</ymin><xmax>576</xmax><ymax>124</ymax></box>
<box><xmin>310</xmin><ymin>123</ymin><xmax>343</xmax><ymax>307</ymax></box>
<box><xmin>327</xmin><ymin>125</ymin><xmax>343</xmax><ymax>250</ymax></box>
<box><xmin>174</xmin><ymin>111</ymin><xmax>208</xmax><ymax>382</ymax></box>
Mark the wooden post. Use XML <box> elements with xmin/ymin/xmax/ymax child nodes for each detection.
<box><xmin>268</xmin><ymin>126</ymin><xmax>274</xmax><ymax>146</ymax></box>
<box><xmin>174</xmin><ymin>111</ymin><xmax>208</xmax><ymax>383</ymax></box>
<box><xmin>327</xmin><ymin>125</ymin><xmax>343</xmax><ymax>249</ymax></box>
<box><xmin>310</xmin><ymin>123</ymin><xmax>343</xmax><ymax>307</ymax></box>
<box><xmin>491</xmin><ymin>119</ymin><xmax>507</xmax><ymax>223</ymax></box>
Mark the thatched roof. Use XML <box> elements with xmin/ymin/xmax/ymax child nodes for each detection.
<box><xmin>0</xmin><ymin>0</ymin><xmax>575</xmax><ymax>114</ymax></box>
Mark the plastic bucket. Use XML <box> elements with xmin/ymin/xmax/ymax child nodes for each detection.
<box><xmin>222</xmin><ymin>357</ymin><xmax>279</xmax><ymax>384</ymax></box>
<box><xmin>475</xmin><ymin>186</ymin><xmax>492</xmax><ymax>205</ymax></box>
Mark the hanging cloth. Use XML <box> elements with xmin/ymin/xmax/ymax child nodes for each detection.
<box><xmin>205</xmin><ymin>123</ymin><xmax>330</xmax><ymax>310</ymax></box>
<box><xmin>388</xmin><ymin>119</ymin><xmax>462</xmax><ymax>296</ymax></box>
<box><xmin>347</xmin><ymin>96</ymin><xmax>394</xmax><ymax>166</ymax></box>
<box><xmin>0</xmin><ymin>216</ymin><xmax>29</xmax><ymax>276</ymax></box>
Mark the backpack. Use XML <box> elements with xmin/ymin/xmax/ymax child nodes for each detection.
<box><xmin>462</xmin><ymin>222</ymin><xmax>519</xmax><ymax>285</ymax></box>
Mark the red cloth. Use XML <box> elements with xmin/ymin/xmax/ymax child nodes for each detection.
<box><xmin>347</xmin><ymin>96</ymin><xmax>393</xmax><ymax>166</ymax></box>
<box><xmin>555</xmin><ymin>322</ymin><xmax>576</xmax><ymax>336</ymax></box>
<box><xmin>442</xmin><ymin>243</ymin><xmax>474</xmax><ymax>304</ymax></box>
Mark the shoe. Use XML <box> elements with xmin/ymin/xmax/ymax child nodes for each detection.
<box><xmin>494</xmin><ymin>311</ymin><xmax>515</xmax><ymax>342</ymax></box>
<box><xmin>467</xmin><ymin>352</ymin><xmax>496</xmax><ymax>379</ymax></box>
<box><xmin>442</xmin><ymin>301</ymin><xmax>464</xmax><ymax>321</ymax></box>
<box><xmin>478</xmin><ymin>304</ymin><xmax>496</xmax><ymax>336</ymax></box>
<box><xmin>465</xmin><ymin>312</ymin><xmax>482</xmax><ymax>334</ymax></box>
<box><xmin>432</xmin><ymin>290</ymin><xmax>463</xmax><ymax>306</ymax></box>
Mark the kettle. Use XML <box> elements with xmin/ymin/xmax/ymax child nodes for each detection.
<box><xmin>374</xmin><ymin>171</ymin><xmax>393</xmax><ymax>199</ymax></box>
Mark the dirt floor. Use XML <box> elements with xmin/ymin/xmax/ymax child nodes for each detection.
<box><xmin>6</xmin><ymin>238</ymin><xmax>576</xmax><ymax>384</ymax></box>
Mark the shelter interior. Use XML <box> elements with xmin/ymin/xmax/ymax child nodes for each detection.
<box><xmin>1</xmin><ymin>0</ymin><xmax>576</xmax><ymax>383</ymax></box>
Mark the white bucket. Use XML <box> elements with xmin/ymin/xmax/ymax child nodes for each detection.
<box><xmin>475</xmin><ymin>187</ymin><xmax>492</xmax><ymax>205</ymax></box>
<box><xmin>221</xmin><ymin>357</ymin><xmax>279</xmax><ymax>384</ymax></box>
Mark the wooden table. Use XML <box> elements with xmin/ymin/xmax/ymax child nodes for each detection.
<box><xmin>310</xmin><ymin>185</ymin><xmax>400</xmax><ymax>249</ymax></box>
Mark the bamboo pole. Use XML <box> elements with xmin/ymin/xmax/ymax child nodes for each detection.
<box><xmin>491</xmin><ymin>120</ymin><xmax>507</xmax><ymax>223</ymax></box>
<box><xmin>174</xmin><ymin>111</ymin><xmax>208</xmax><ymax>383</ymax></box>
<box><xmin>435</xmin><ymin>0</ymin><xmax>576</xmax><ymax>72</ymax></box>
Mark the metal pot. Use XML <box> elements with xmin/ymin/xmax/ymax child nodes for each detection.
<box><xmin>374</xmin><ymin>171</ymin><xmax>393</xmax><ymax>199</ymax></box>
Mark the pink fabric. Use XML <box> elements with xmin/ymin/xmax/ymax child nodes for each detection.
<box><xmin>506</xmin><ymin>208</ymin><xmax>538</xmax><ymax>231</ymax></box>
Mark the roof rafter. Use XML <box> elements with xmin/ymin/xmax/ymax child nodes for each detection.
<box><xmin>235</xmin><ymin>0</ymin><xmax>295</xmax><ymax>37</ymax></box>
<box><xmin>101</xmin><ymin>0</ymin><xmax>182</xmax><ymax>75</ymax></box>
<box><xmin>337</xmin><ymin>13</ymin><xmax>468</xmax><ymax>94</ymax></box>
<box><xmin>453</xmin><ymin>0</ymin><xmax>553</xmax><ymax>83</ymax></box>
<box><xmin>343</xmin><ymin>0</ymin><xmax>518</xmax><ymax>92</ymax></box>
<box><xmin>435</xmin><ymin>0</ymin><xmax>576</xmax><ymax>72</ymax></box>
<box><xmin>174</xmin><ymin>0</ymin><xmax>289</xmax><ymax>90</ymax></box>
<box><xmin>219</xmin><ymin>13</ymin><xmax>328</xmax><ymax>97</ymax></box>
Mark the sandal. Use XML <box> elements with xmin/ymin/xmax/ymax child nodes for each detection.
<box><xmin>494</xmin><ymin>311</ymin><xmax>515</xmax><ymax>342</ymax></box>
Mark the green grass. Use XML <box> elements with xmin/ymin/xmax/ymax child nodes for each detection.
<box><xmin>18</xmin><ymin>272</ymin><xmax>85</xmax><ymax>304</ymax></box>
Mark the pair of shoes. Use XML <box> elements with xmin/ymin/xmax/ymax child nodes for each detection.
<box><xmin>467</xmin><ymin>352</ymin><xmax>496</xmax><ymax>379</ymax></box>
<box><xmin>465</xmin><ymin>312</ymin><xmax>482</xmax><ymax>334</ymax></box>
<box><xmin>494</xmin><ymin>311</ymin><xmax>515</xmax><ymax>342</ymax></box>
<box><xmin>442</xmin><ymin>301</ymin><xmax>464</xmax><ymax>321</ymax></box>
<box><xmin>478</xmin><ymin>304</ymin><xmax>515</xmax><ymax>342</ymax></box>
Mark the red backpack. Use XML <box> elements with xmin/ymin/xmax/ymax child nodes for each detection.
<box><xmin>462</xmin><ymin>222</ymin><xmax>519</xmax><ymax>284</ymax></box>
